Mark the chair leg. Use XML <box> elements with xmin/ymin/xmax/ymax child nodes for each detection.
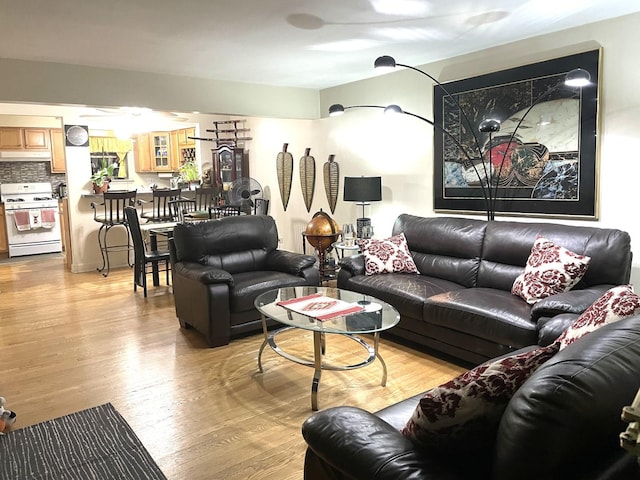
<box><xmin>125</xmin><ymin>224</ymin><xmax>134</xmax><ymax>268</ymax></box>
<box><xmin>96</xmin><ymin>224</ymin><xmax>108</xmax><ymax>275</ymax></box>
<box><xmin>143</xmin><ymin>263</ymin><xmax>148</xmax><ymax>297</ymax></box>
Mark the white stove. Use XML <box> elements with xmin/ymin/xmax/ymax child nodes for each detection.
<box><xmin>1</xmin><ymin>182</ymin><xmax>62</xmax><ymax>257</ymax></box>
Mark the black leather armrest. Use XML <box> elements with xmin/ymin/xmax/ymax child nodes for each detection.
<box><xmin>338</xmin><ymin>254</ymin><xmax>365</xmax><ymax>276</ymax></box>
<box><xmin>266</xmin><ymin>250</ymin><xmax>316</xmax><ymax>275</ymax></box>
<box><xmin>173</xmin><ymin>262</ymin><xmax>234</xmax><ymax>286</ymax></box>
<box><xmin>537</xmin><ymin>313</ymin><xmax>580</xmax><ymax>345</ymax></box>
<box><xmin>302</xmin><ymin>406</ymin><xmax>432</xmax><ymax>480</ymax></box>
<box><xmin>530</xmin><ymin>286</ymin><xmax>614</xmax><ymax>322</ymax></box>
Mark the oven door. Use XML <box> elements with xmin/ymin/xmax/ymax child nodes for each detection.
<box><xmin>4</xmin><ymin>206</ymin><xmax>63</xmax><ymax>257</ymax></box>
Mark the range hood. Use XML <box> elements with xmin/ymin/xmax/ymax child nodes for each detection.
<box><xmin>0</xmin><ymin>151</ymin><xmax>51</xmax><ymax>161</ymax></box>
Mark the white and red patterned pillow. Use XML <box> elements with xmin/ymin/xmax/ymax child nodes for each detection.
<box><xmin>512</xmin><ymin>236</ymin><xmax>590</xmax><ymax>304</ymax></box>
<box><xmin>401</xmin><ymin>343</ymin><xmax>559</xmax><ymax>451</ymax></box>
<box><xmin>556</xmin><ymin>284</ymin><xmax>640</xmax><ymax>350</ymax></box>
<box><xmin>356</xmin><ymin>233</ymin><xmax>418</xmax><ymax>276</ymax></box>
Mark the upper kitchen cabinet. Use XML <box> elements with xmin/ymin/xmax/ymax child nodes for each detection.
<box><xmin>150</xmin><ymin>132</ymin><xmax>172</xmax><ymax>171</ymax></box>
<box><xmin>0</xmin><ymin>128</ymin><xmax>23</xmax><ymax>149</ymax></box>
<box><xmin>172</xmin><ymin>127</ymin><xmax>196</xmax><ymax>167</ymax></box>
<box><xmin>133</xmin><ymin>133</ymin><xmax>152</xmax><ymax>172</ymax></box>
<box><xmin>0</xmin><ymin>127</ymin><xmax>49</xmax><ymax>150</ymax></box>
<box><xmin>24</xmin><ymin>129</ymin><xmax>49</xmax><ymax>149</ymax></box>
<box><xmin>50</xmin><ymin>129</ymin><xmax>66</xmax><ymax>173</ymax></box>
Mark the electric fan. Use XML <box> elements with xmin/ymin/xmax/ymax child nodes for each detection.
<box><xmin>228</xmin><ymin>177</ymin><xmax>263</xmax><ymax>214</ymax></box>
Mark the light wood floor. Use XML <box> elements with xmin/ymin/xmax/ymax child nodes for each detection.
<box><xmin>0</xmin><ymin>256</ymin><xmax>465</xmax><ymax>479</ymax></box>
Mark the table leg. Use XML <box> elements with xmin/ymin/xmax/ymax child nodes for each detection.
<box><xmin>311</xmin><ymin>330</ymin><xmax>323</xmax><ymax>411</ymax></box>
<box><xmin>258</xmin><ymin>313</ymin><xmax>269</xmax><ymax>373</ymax></box>
<box><xmin>149</xmin><ymin>232</ymin><xmax>160</xmax><ymax>286</ymax></box>
<box><xmin>373</xmin><ymin>332</ymin><xmax>388</xmax><ymax>386</ymax></box>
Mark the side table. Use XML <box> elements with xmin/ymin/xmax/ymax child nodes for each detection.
<box><xmin>331</xmin><ymin>241</ymin><xmax>360</xmax><ymax>259</ymax></box>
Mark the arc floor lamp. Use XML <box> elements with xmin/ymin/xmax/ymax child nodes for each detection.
<box><xmin>329</xmin><ymin>56</ymin><xmax>591</xmax><ymax>221</ymax></box>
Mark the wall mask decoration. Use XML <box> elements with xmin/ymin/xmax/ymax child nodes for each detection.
<box><xmin>276</xmin><ymin>143</ymin><xmax>293</xmax><ymax>211</ymax></box>
<box><xmin>299</xmin><ymin>147</ymin><xmax>316</xmax><ymax>213</ymax></box>
<box><xmin>323</xmin><ymin>154</ymin><xmax>339</xmax><ymax>214</ymax></box>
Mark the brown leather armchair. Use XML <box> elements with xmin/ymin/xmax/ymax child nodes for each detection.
<box><xmin>169</xmin><ymin>215</ymin><xmax>319</xmax><ymax>347</ymax></box>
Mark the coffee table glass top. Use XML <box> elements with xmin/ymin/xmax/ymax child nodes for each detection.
<box><xmin>254</xmin><ymin>286</ymin><xmax>399</xmax><ymax>335</ymax></box>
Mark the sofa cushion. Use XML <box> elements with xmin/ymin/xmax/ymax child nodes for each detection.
<box><xmin>345</xmin><ymin>273</ymin><xmax>465</xmax><ymax>321</ymax></box>
<box><xmin>356</xmin><ymin>233</ymin><xmax>418</xmax><ymax>276</ymax></box>
<box><xmin>511</xmin><ymin>236</ymin><xmax>590</xmax><ymax>304</ymax></box>
<box><xmin>556</xmin><ymin>284</ymin><xmax>640</xmax><ymax>350</ymax></box>
<box><xmin>424</xmin><ymin>288</ymin><xmax>538</xmax><ymax>349</ymax></box>
<box><xmin>401</xmin><ymin>342</ymin><xmax>559</xmax><ymax>452</ymax></box>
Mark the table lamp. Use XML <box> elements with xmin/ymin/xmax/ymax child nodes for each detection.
<box><xmin>343</xmin><ymin>176</ymin><xmax>382</xmax><ymax>238</ymax></box>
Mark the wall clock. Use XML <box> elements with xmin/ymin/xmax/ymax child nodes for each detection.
<box><xmin>64</xmin><ymin>124</ymin><xmax>89</xmax><ymax>147</ymax></box>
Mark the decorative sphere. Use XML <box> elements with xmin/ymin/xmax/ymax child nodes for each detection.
<box><xmin>305</xmin><ymin>209</ymin><xmax>339</xmax><ymax>251</ymax></box>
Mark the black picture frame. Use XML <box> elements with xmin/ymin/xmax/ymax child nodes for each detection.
<box><xmin>64</xmin><ymin>124</ymin><xmax>89</xmax><ymax>147</ymax></box>
<box><xmin>433</xmin><ymin>49</ymin><xmax>600</xmax><ymax>219</ymax></box>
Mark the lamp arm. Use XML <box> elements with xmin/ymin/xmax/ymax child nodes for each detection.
<box><xmin>402</xmin><ymin>110</ymin><xmax>493</xmax><ymax>221</ymax></box>
<box><xmin>488</xmin><ymin>80</ymin><xmax>575</xmax><ymax>216</ymax></box>
<box><xmin>398</xmin><ymin>63</ymin><xmax>486</xmax><ymax>167</ymax></box>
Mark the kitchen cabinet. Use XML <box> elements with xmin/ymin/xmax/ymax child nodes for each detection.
<box><xmin>150</xmin><ymin>132</ymin><xmax>172</xmax><ymax>171</ymax></box>
<box><xmin>176</xmin><ymin>127</ymin><xmax>196</xmax><ymax>148</ymax></box>
<box><xmin>172</xmin><ymin>128</ymin><xmax>196</xmax><ymax>168</ymax></box>
<box><xmin>0</xmin><ymin>204</ymin><xmax>8</xmax><ymax>254</ymax></box>
<box><xmin>59</xmin><ymin>198</ymin><xmax>72</xmax><ymax>269</ymax></box>
<box><xmin>24</xmin><ymin>129</ymin><xmax>49</xmax><ymax>149</ymax></box>
<box><xmin>50</xmin><ymin>128</ymin><xmax>67</xmax><ymax>173</ymax></box>
<box><xmin>0</xmin><ymin>127</ymin><xmax>51</xmax><ymax>151</ymax></box>
<box><xmin>0</xmin><ymin>128</ymin><xmax>24</xmax><ymax>149</ymax></box>
<box><xmin>134</xmin><ymin>133</ymin><xmax>153</xmax><ymax>172</ymax></box>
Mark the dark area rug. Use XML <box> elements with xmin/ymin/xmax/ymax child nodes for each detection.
<box><xmin>0</xmin><ymin>403</ymin><xmax>167</xmax><ymax>479</ymax></box>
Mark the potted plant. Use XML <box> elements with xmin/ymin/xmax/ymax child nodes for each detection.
<box><xmin>91</xmin><ymin>160</ymin><xmax>116</xmax><ymax>194</ymax></box>
<box><xmin>178</xmin><ymin>160</ymin><xmax>200</xmax><ymax>189</ymax></box>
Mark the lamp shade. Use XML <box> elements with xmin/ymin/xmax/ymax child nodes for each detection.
<box><xmin>343</xmin><ymin>176</ymin><xmax>382</xmax><ymax>202</ymax></box>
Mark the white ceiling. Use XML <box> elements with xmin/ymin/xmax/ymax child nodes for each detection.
<box><xmin>1</xmin><ymin>0</ymin><xmax>639</xmax><ymax>90</ymax></box>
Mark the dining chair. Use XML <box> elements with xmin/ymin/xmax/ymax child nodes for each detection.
<box><xmin>168</xmin><ymin>198</ymin><xmax>197</xmax><ymax>223</ymax></box>
<box><xmin>253</xmin><ymin>198</ymin><xmax>270</xmax><ymax>215</ymax></box>
<box><xmin>124</xmin><ymin>206</ymin><xmax>171</xmax><ymax>297</ymax></box>
<box><xmin>90</xmin><ymin>190</ymin><xmax>137</xmax><ymax>277</ymax></box>
<box><xmin>138</xmin><ymin>188</ymin><xmax>181</xmax><ymax>222</ymax></box>
<box><xmin>216</xmin><ymin>205</ymin><xmax>241</xmax><ymax>217</ymax></box>
<box><xmin>194</xmin><ymin>186</ymin><xmax>218</xmax><ymax>212</ymax></box>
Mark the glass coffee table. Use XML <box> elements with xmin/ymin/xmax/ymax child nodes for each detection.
<box><xmin>254</xmin><ymin>286</ymin><xmax>400</xmax><ymax>410</ymax></box>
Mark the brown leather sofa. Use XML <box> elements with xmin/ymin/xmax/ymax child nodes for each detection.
<box><xmin>337</xmin><ymin>215</ymin><xmax>632</xmax><ymax>365</ymax></box>
<box><xmin>302</xmin><ymin>314</ymin><xmax>640</xmax><ymax>480</ymax></box>
<box><xmin>169</xmin><ymin>215</ymin><xmax>319</xmax><ymax>347</ymax></box>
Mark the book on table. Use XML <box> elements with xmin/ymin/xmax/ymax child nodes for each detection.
<box><xmin>276</xmin><ymin>293</ymin><xmax>364</xmax><ymax>321</ymax></box>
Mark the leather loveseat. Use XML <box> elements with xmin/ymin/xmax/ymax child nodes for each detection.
<box><xmin>302</xmin><ymin>314</ymin><xmax>640</xmax><ymax>480</ymax></box>
<box><xmin>338</xmin><ymin>215</ymin><xmax>632</xmax><ymax>365</ymax></box>
<box><xmin>169</xmin><ymin>215</ymin><xmax>319</xmax><ymax>347</ymax></box>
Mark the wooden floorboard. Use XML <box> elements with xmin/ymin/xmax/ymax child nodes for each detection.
<box><xmin>0</xmin><ymin>256</ymin><xmax>465</xmax><ymax>479</ymax></box>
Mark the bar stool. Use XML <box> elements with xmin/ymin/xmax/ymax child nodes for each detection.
<box><xmin>138</xmin><ymin>188</ymin><xmax>181</xmax><ymax>222</ymax></box>
<box><xmin>91</xmin><ymin>190</ymin><xmax>137</xmax><ymax>277</ymax></box>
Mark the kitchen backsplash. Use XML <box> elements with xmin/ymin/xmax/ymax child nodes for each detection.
<box><xmin>0</xmin><ymin>161</ymin><xmax>66</xmax><ymax>193</ymax></box>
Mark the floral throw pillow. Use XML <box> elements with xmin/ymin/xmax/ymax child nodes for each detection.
<box><xmin>512</xmin><ymin>236</ymin><xmax>590</xmax><ymax>304</ymax></box>
<box><xmin>401</xmin><ymin>343</ymin><xmax>559</xmax><ymax>451</ymax></box>
<box><xmin>356</xmin><ymin>233</ymin><xmax>418</xmax><ymax>276</ymax></box>
<box><xmin>556</xmin><ymin>284</ymin><xmax>640</xmax><ymax>350</ymax></box>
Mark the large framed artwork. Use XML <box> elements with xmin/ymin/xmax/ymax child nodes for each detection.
<box><xmin>433</xmin><ymin>49</ymin><xmax>601</xmax><ymax>219</ymax></box>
